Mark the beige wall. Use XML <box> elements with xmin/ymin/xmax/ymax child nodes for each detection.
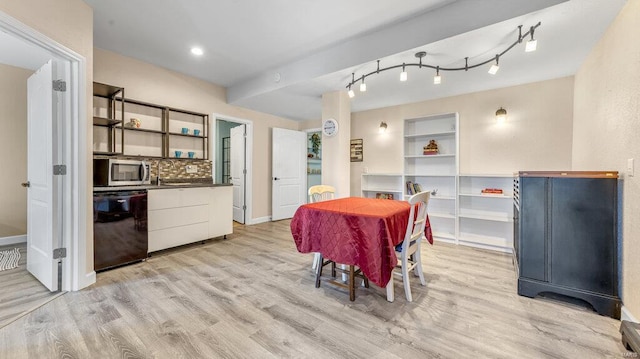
<box><xmin>0</xmin><ymin>0</ymin><xmax>94</xmax><ymax>278</ymax></box>
<box><xmin>349</xmin><ymin>77</ymin><xmax>575</xmax><ymax>195</ymax></box>
<box><xmin>93</xmin><ymin>48</ymin><xmax>300</xmax><ymax>220</ymax></box>
<box><xmin>0</xmin><ymin>64</ymin><xmax>31</xmax><ymax>237</ymax></box>
<box><xmin>573</xmin><ymin>0</ymin><xmax>640</xmax><ymax>319</ymax></box>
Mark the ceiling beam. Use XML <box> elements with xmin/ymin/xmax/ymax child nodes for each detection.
<box><xmin>227</xmin><ymin>0</ymin><xmax>566</xmax><ymax>104</ymax></box>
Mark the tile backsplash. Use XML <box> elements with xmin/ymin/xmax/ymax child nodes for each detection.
<box><xmin>148</xmin><ymin>158</ymin><xmax>213</xmax><ymax>181</ymax></box>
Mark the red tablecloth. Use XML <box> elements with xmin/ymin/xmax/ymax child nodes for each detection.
<box><xmin>290</xmin><ymin>197</ymin><xmax>432</xmax><ymax>287</ymax></box>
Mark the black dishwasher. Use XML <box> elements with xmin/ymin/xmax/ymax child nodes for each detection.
<box><xmin>93</xmin><ymin>190</ymin><xmax>148</xmax><ymax>271</ymax></box>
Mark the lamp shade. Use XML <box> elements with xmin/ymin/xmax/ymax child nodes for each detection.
<box><xmin>495</xmin><ymin>107</ymin><xmax>507</xmax><ymax>122</ymax></box>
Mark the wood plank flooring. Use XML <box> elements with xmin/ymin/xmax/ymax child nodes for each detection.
<box><xmin>0</xmin><ymin>220</ymin><xmax>630</xmax><ymax>358</ymax></box>
<box><xmin>0</xmin><ymin>243</ymin><xmax>62</xmax><ymax>329</ymax></box>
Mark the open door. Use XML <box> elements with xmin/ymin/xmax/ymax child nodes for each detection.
<box><xmin>230</xmin><ymin>124</ymin><xmax>246</xmax><ymax>224</ymax></box>
<box><xmin>272</xmin><ymin>128</ymin><xmax>306</xmax><ymax>221</ymax></box>
<box><xmin>26</xmin><ymin>60</ymin><xmax>58</xmax><ymax>291</ymax></box>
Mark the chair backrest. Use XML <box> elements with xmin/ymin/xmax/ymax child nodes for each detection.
<box><xmin>308</xmin><ymin>185</ymin><xmax>336</xmax><ymax>203</ymax></box>
<box><xmin>401</xmin><ymin>191</ymin><xmax>430</xmax><ymax>252</ymax></box>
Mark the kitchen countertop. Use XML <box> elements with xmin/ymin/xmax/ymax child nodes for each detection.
<box><xmin>93</xmin><ymin>181</ymin><xmax>232</xmax><ymax>192</ymax></box>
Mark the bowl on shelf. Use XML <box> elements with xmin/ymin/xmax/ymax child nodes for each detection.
<box><xmin>194</xmin><ymin>129</ymin><xmax>201</xmax><ymax>136</ymax></box>
<box><xmin>181</xmin><ymin>127</ymin><xmax>189</xmax><ymax>134</ymax></box>
<box><xmin>175</xmin><ymin>150</ymin><xmax>182</xmax><ymax>158</ymax></box>
<box><xmin>188</xmin><ymin>151</ymin><xmax>195</xmax><ymax>159</ymax></box>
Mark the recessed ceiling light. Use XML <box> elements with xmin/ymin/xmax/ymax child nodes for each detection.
<box><xmin>190</xmin><ymin>47</ymin><xmax>204</xmax><ymax>56</ymax></box>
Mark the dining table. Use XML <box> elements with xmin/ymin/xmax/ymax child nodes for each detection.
<box><xmin>290</xmin><ymin>196</ymin><xmax>433</xmax><ymax>290</ymax></box>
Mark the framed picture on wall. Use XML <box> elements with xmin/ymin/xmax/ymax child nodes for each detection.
<box><xmin>350</xmin><ymin>138</ymin><xmax>363</xmax><ymax>162</ymax></box>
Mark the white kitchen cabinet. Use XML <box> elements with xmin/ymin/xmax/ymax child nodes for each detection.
<box><xmin>208</xmin><ymin>186</ymin><xmax>233</xmax><ymax>239</ymax></box>
<box><xmin>148</xmin><ymin>186</ymin><xmax>232</xmax><ymax>253</ymax></box>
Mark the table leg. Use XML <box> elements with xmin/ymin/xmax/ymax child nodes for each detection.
<box><xmin>315</xmin><ymin>254</ymin><xmax>323</xmax><ymax>288</ymax></box>
<box><xmin>349</xmin><ymin>265</ymin><xmax>355</xmax><ymax>301</ymax></box>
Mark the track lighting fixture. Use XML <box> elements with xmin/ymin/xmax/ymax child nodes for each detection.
<box><xmin>400</xmin><ymin>63</ymin><xmax>407</xmax><ymax>82</ymax></box>
<box><xmin>345</xmin><ymin>22</ymin><xmax>541</xmax><ymax>98</ymax></box>
<box><xmin>488</xmin><ymin>55</ymin><xmax>500</xmax><ymax>75</ymax></box>
<box><xmin>525</xmin><ymin>26</ymin><xmax>537</xmax><ymax>52</ymax></box>
<box><xmin>348</xmin><ymin>87</ymin><xmax>355</xmax><ymax>98</ymax></box>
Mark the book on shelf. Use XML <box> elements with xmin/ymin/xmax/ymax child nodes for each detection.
<box><xmin>406</xmin><ymin>181</ymin><xmax>414</xmax><ymax>195</ymax></box>
<box><xmin>406</xmin><ymin>181</ymin><xmax>423</xmax><ymax>195</ymax></box>
<box><xmin>481</xmin><ymin>188</ymin><xmax>504</xmax><ymax>195</ymax></box>
<box><xmin>375</xmin><ymin>193</ymin><xmax>394</xmax><ymax>200</ymax></box>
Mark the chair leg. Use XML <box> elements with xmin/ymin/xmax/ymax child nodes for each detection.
<box><xmin>363</xmin><ymin>275</ymin><xmax>369</xmax><ymax>288</ymax></box>
<box><xmin>386</xmin><ymin>275</ymin><xmax>395</xmax><ymax>302</ymax></box>
<box><xmin>348</xmin><ymin>265</ymin><xmax>355</xmax><ymax>301</ymax></box>
<box><xmin>401</xmin><ymin>253</ymin><xmax>413</xmax><ymax>302</ymax></box>
<box><xmin>315</xmin><ymin>254</ymin><xmax>324</xmax><ymax>288</ymax></box>
<box><xmin>331</xmin><ymin>261</ymin><xmax>336</xmax><ymax>278</ymax></box>
<box><xmin>414</xmin><ymin>246</ymin><xmax>426</xmax><ymax>286</ymax></box>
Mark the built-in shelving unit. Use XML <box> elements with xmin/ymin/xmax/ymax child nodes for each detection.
<box><xmin>92</xmin><ymin>82</ymin><xmax>208</xmax><ymax>160</ymax></box>
<box><xmin>404</xmin><ymin>113</ymin><xmax>459</xmax><ymax>244</ymax></box>
<box><xmin>361</xmin><ymin>173</ymin><xmax>403</xmax><ymax>199</ymax></box>
<box><xmin>458</xmin><ymin>174</ymin><xmax>514</xmax><ymax>252</ymax></box>
<box><xmin>92</xmin><ymin>82</ymin><xmax>124</xmax><ymax>155</ymax></box>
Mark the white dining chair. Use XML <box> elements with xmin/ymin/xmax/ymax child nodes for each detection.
<box><xmin>386</xmin><ymin>191</ymin><xmax>430</xmax><ymax>302</ymax></box>
<box><xmin>308</xmin><ymin>185</ymin><xmax>335</xmax><ymax>270</ymax></box>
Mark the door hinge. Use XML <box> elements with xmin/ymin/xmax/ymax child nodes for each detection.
<box><xmin>53</xmin><ymin>165</ymin><xmax>67</xmax><ymax>175</ymax></box>
<box><xmin>52</xmin><ymin>80</ymin><xmax>67</xmax><ymax>92</ymax></box>
<box><xmin>53</xmin><ymin>248</ymin><xmax>67</xmax><ymax>259</ymax></box>
<box><xmin>243</xmin><ymin>169</ymin><xmax>247</xmax><ymax>174</ymax></box>
<box><xmin>242</xmin><ymin>205</ymin><xmax>247</xmax><ymax>210</ymax></box>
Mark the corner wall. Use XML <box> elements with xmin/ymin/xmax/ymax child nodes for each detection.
<box><xmin>572</xmin><ymin>0</ymin><xmax>640</xmax><ymax>319</ymax></box>
<box><xmin>0</xmin><ymin>64</ymin><xmax>30</xmax><ymax>237</ymax></box>
<box><xmin>350</xmin><ymin>77</ymin><xmax>575</xmax><ymax>195</ymax></box>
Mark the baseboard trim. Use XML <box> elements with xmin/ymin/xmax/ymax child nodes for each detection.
<box><xmin>249</xmin><ymin>216</ymin><xmax>272</xmax><ymax>225</ymax></box>
<box><xmin>0</xmin><ymin>234</ymin><xmax>27</xmax><ymax>246</ymax></box>
<box><xmin>622</xmin><ymin>306</ymin><xmax>639</xmax><ymax>323</ymax></box>
<box><xmin>76</xmin><ymin>271</ymin><xmax>96</xmax><ymax>291</ymax></box>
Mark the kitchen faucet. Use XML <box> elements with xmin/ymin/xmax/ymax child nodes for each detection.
<box><xmin>156</xmin><ymin>159</ymin><xmax>175</xmax><ymax>185</ymax></box>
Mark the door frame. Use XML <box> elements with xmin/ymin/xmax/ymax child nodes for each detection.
<box><xmin>211</xmin><ymin>114</ymin><xmax>254</xmax><ymax>224</ymax></box>
<box><xmin>0</xmin><ymin>11</ymin><xmax>89</xmax><ymax>291</ymax></box>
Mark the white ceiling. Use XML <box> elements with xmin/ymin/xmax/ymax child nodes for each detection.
<box><xmin>85</xmin><ymin>0</ymin><xmax>627</xmax><ymax>121</ymax></box>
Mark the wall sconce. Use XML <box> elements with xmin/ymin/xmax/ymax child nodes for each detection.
<box><xmin>379</xmin><ymin>121</ymin><xmax>388</xmax><ymax>133</ymax></box>
<box><xmin>495</xmin><ymin>107</ymin><xmax>507</xmax><ymax>123</ymax></box>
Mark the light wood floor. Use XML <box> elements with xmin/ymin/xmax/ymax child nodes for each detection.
<box><xmin>0</xmin><ymin>243</ymin><xmax>62</xmax><ymax>329</ymax></box>
<box><xmin>0</xmin><ymin>220</ymin><xmax>629</xmax><ymax>358</ymax></box>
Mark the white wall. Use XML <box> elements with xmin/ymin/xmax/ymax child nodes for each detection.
<box><xmin>0</xmin><ymin>64</ymin><xmax>31</xmax><ymax>237</ymax></box>
<box><xmin>349</xmin><ymin>77</ymin><xmax>575</xmax><ymax>195</ymax></box>
<box><xmin>572</xmin><ymin>0</ymin><xmax>640</xmax><ymax>319</ymax></box>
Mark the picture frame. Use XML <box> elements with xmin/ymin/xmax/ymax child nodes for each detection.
<box><xmin>350</xmin><ymin>138</ymin><xmax>363</xmax><ymax>162</ymax></box>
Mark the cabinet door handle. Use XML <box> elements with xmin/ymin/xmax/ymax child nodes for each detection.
<box><xmin>274</xmin><ymin>177</ymin><xmax>280</xmax><ymax>181</ymax></box>
<box><xmin>21</xmin><ymin>181</ymin><xmax>30</xmax><ymax>188</ymax></box>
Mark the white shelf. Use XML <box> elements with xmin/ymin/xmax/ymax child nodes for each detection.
<box><xmin>428</xmin><ymin>195</ymin><xmax>456</xmax><ymax>200</ymax></box>
<box><xmin>459</xmin><ymin>193</ymin><xmax>513</xmax><ymax>199</ymax></box>
<box><xmin>405</xmin><ymin>154</ymin><xmax>455</xmax><ymax>158</ymax></box>
<box><xmin>307</xmin><ymin>159</ymin><xmax>321</xmax><ymax>164</ymax></box>
<box><xmin>458</xmin><ymin>232</ymin><xmax>511</xmax><ymax>249</ymax></box>
<box><xmin>428</xmin><ymin>212</ymin><xmax>456</xmax><ymax>219</ymax></box>
<box><xmin>459</xmin><ymin>174</ymin><xmax>514</xmax><ymax>178</ymax></box>
<box><xmin>432</xmin><ymin>231</ymin><xmax>456</xmax><ymax>240</ymax></box>
<box><xmin>458</xmin><ymin>213</ymin><xmax>512</xmax><ymax>223</ymax></box>
<box><xmin>362</xmin><ymin>173</ymin><xmax>402</xmax><ymax>177</ymax></box>
<box><xmin>404</xmin><ymin>131</ymin><xmax>456</xmax><ymax>138</ymax></box>
<box><xmin>405</xmin><ymin>174</ymin><xmax>456</xmax><ymax>177</ymax></box>
<box><xmin>362</xmin><ymin>188</ymin><xmax>403</xmax><ymax>193</ymax></box>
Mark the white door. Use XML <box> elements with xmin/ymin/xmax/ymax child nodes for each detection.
<box><xmin>272</xmin><ymin>128</ymin><xmax>306</xmax><ymax>221</ymax></box>
<box><xmin>230</xmin><ymin>124</ymin><xmax>246</xmax><ymax>224</ymax></box>
<box><xmin>26</xmin><ymin>60</ymin><xmax>58</xmax><ymax>291</ymax></box>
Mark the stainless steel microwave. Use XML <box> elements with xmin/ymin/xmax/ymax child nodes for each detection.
<box><xmin>93</xmin><ymin>159</ymin><xmax>151</xmax><ymax>186</ymax></box>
